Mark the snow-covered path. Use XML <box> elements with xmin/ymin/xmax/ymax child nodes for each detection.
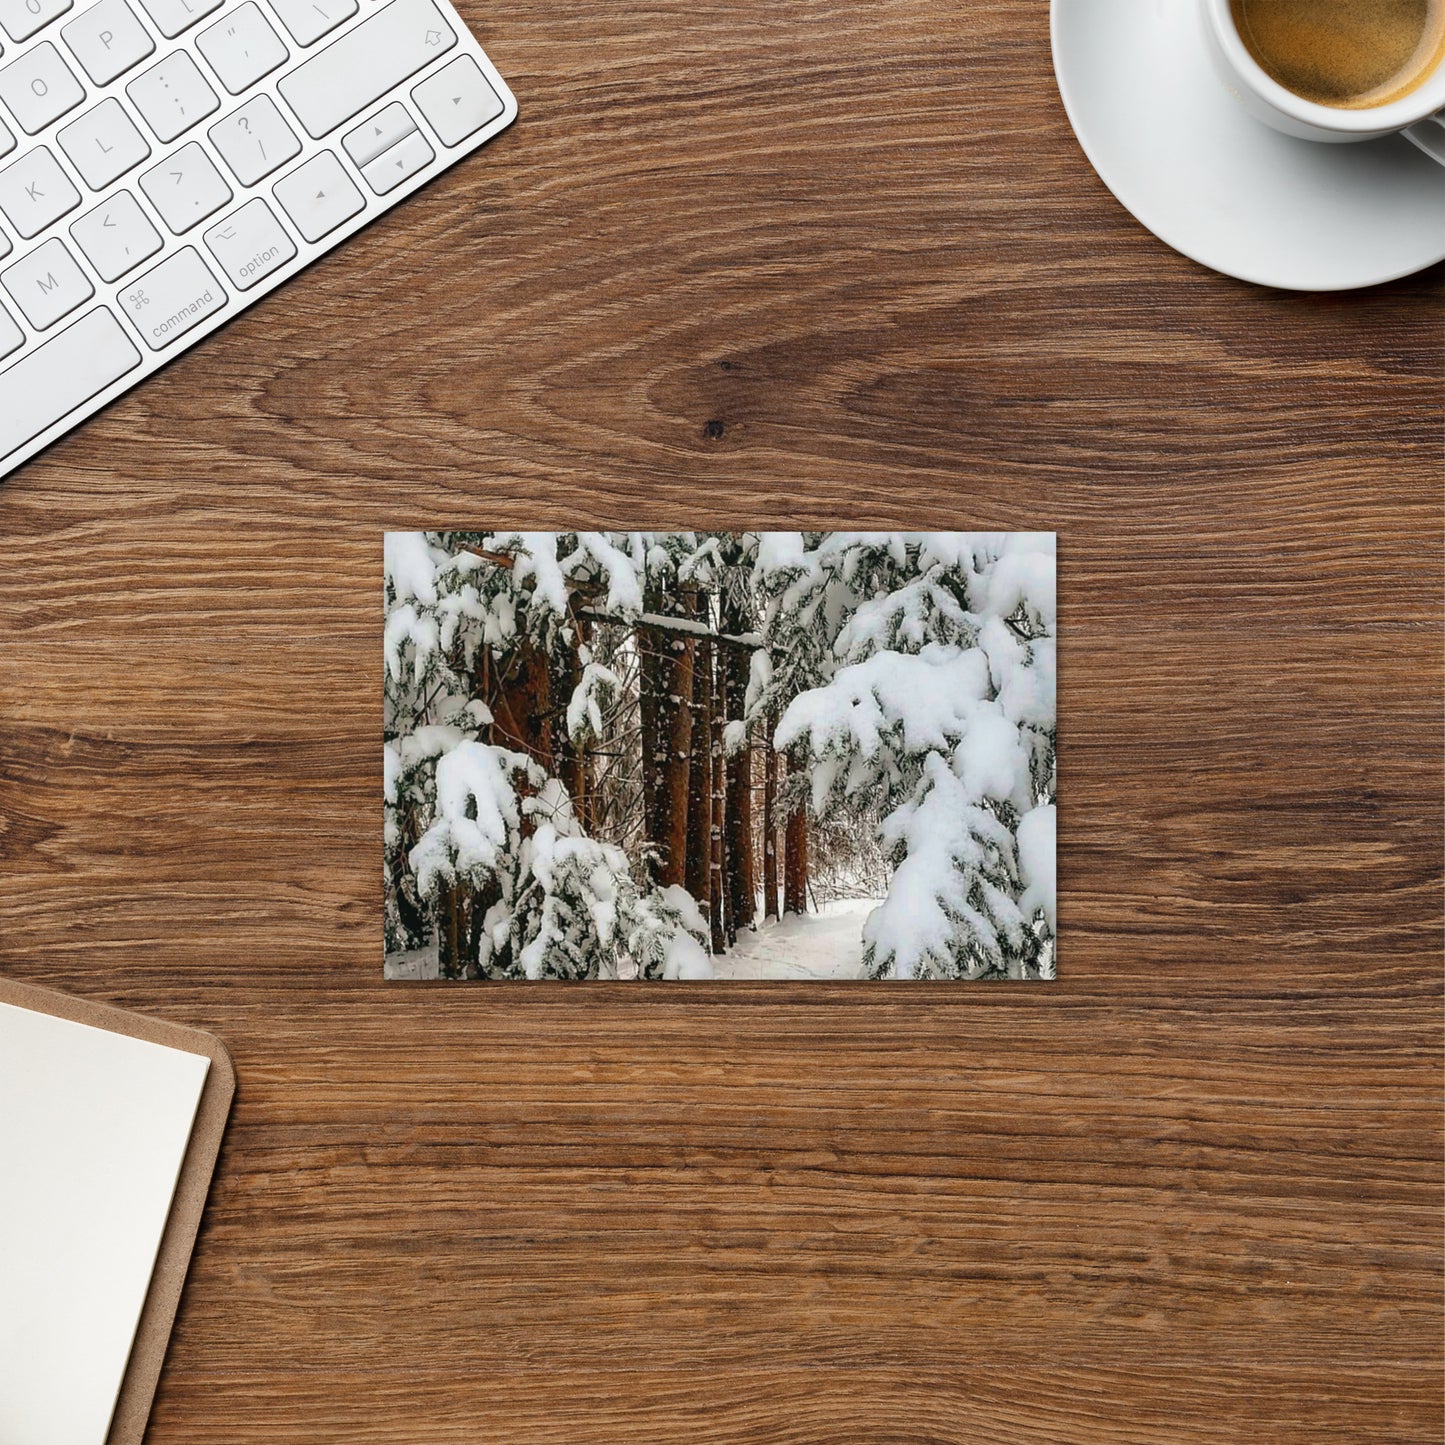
<box><xmin>712</xmin><ymin>898</ymin><xmax>880</xmax><ymax>980</ymax></box>
<box><xmin>386</xmin><ymin>898</ymin><xmax>883</xmax><ymax>981</ymax></box>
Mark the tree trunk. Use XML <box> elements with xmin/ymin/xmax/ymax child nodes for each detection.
<box><xmin>783</xmin><ymin>751</ymin><xmax>809</xmax><ymax>915</ymax></box>
<box><xmin>639</xmin><ymin>582</ymin><xmax>663</xmax><ymax>866</ymax></box>
<box><xmin>437</xmin><ymin>884</ymin><xmax>464</xmax><ymax>979</ymax></box>
<box><xmin>686</xmin><ymin>601</ymin><xmax>713</xmax><ymax>914</ymax></box>
<box><xmin>762</xmin><ymin>723</ymin><xmax>780</xmax><ymax>921</ymax></box>
<box><xmin>709</xmin><ymin>650</ymin><xmax>728</xmax><ymax>953</ymax></box>
<box><xmin>658</xmin><ymin>616</ymin><xmax>695</xmax><ymax>890</ymax></box>
<box><xmin>723</xmin><ymin>677</ymin><xmax>755</xmax><ymax>938</ymax></box>
<box><xmin>486</xmin><ymin>639</ymin><xmax>555</xmax><ymax>772</ymax></box>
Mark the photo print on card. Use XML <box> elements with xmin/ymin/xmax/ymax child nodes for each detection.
<box><xmin>384</xmin><ymin>532</ymin><xmax>1056</xmax><ymax>981</ymax></box>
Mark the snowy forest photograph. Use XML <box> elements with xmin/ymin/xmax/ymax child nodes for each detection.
<box><xmin>384</xmin><ymin>532</ymin><xmax>1056</xmax><ymax>982</ymax></box>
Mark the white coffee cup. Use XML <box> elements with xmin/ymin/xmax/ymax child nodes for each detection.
<box><xmin>1202</xmin><ymin>0</ymin><xmax>1445</xmax><ymax>164</ymax></box>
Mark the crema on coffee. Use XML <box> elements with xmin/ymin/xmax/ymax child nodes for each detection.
<box><xmin>1229</xmin><ymin>0</ymin><xmax>1445</xmax><ymax>108</ymax></box>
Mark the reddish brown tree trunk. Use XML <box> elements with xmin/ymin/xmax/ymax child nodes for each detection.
<box><xmin>486</xmin><ymin>639</ymin><xmax>555</xmax><ymax>773</ymax></box>
<box><xmin>658</xmin><ymin>620</ymin><xmax>695</xmax><ymax>890</ymax></box>
<box><xmin>686</xmin><ymin>613</ymin><xmax>713</xmax><ymax>914</ymax></box>
<box><xmin>709</xmin><ymin>652</ymin><xmax>728</xmax><ymax>953</ymax></box>
<box><xmin>762</xmin><ymin>724</ymin><xmax>780</xmax><ymax>921</ymax></box>
<box><xmin>437</xmin><ymin>885</ymin><xmax>465</xmax><ymax>978</ymax></box>
<box><xmin>639</xmin><ymin>585</ymin><xmax>663</xmax><ymax>863</ymax></box>
<box><xmin>783</xmin><ymin>751</ymin><xmax>809</xmax><ymax>915</ymax></box>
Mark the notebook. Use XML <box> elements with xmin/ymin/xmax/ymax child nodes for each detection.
<box><xmin>0</xmin><ymin>978</ymin><xmax>234</xmax><ymax>1445</ymax></box>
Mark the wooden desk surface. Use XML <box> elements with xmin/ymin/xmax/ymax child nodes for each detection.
<box><xmin>1</xmin><ymin>1</ymin><xmax>1441</xmax><ymax>1439</ymax></box>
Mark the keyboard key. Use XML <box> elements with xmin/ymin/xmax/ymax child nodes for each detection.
<box><xmin>343</xmin><ymin>100</ymin><xmax>414</xmax><ymax>167</ymax></box>
<box><xmin>62</xmin><ymin>0</ymin><xmax>155</xmax><ymax>85</ymax></box>
<box><xmin>272</xmin><ymin>148</ymin><xmax>361</xmax><ymax>241</ymax></box>
<box><xmin>0</xmin><ymin>229</ymin><xmax>9</xmax><ymax>260</ymax></box>
<box><xmin>0</xmin><ymin>306</ymin><xmax>140</xmax><ymax>458</ymax></box>
<box><xmin>58</xmin><ymin>97</ymin><xmax>150</xmax><ymax>189</ymax></box>
<box><xmin>0</xmin><ymin>117</ymin><xmax>12</xmax><ymax>160</ymax></box>
<box><xmin>0</xmin><ymin>146</ymin><xmax>80</xmax><ymax>237</ymax></box>
<box><xmin>360</xmin><ymin>127</ymin><xmax>430</xmax><ymax>195</ymax></box>
<box><xmin>70</xmin><ymin>187</ymin><xmax>161</xmax><ymax>280</ymax></box>
<box><xmin>0</xmin><ymin>43</ymin><xmax>86</xmax><ymax>135</ymax></box>
<box><xmin>134</xmin><ymin>0</ymin><xmax>218</xmax><ymax>38</ymax></box>
<box><xmin>3</xmin><ymin>235</ymin><xmax>92</xmax><ymax>328</ymax></box>
<box><xmin>203</xmin><ymin>195</ymin><xmax>294</xmax><ymax>289</ymax></box>
<box><xmin>412</xmin><ymin>55</ymin><xmax>501</xmax><ymax>148</ymax></box>
<box><xmin>209</xmin><ymin>93</ymin><xmax>299</xmax><ymax>185</ymax></box>
<box><xmin>139</xmin><ymin>139</ymin><xmax>230</xmax><ymax>232</ymax></box>
<box><xmin>0</xmin><ymin>0</ymin><xmax>72</xmax><ymax>43</ymax></box>
<box><xmin>117</xmin><ymin>244</ymin><xmax>224</xmax><ymax>348</ymax></box>
<box><xmin>0</xmin><ymin>301</ymin><xmax>21</xmax><ymax>358</ymax></box>
<box><xmin>127</xmin><ymin>50</ymin><xmax>218</xmax><ymax>142</ymax></box>
<box><xmin>277</xmin><ymin>0</ymin><xmax>454</xmax><ymax>140</ymax></box>
<box><xmin>196</xmin><ymin>2</ymin><xmax>285</xmax><ymax>94</ymax></box>
<box><xmin>266</xmin><ymin>0</ymin><xmax>353</xmax><ymax>47</ymax></box>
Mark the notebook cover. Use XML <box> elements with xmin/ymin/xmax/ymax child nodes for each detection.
<box><xmin>0</xmin><ymin>976</ymin><xmax>235</xmax><ymax>1445</ymax></box>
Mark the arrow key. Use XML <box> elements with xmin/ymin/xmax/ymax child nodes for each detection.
<box><xmin>343</xmin><ymin>102</ymin><xmax>416</xmax><ymax>168</ymax></box>
<box><xmin>273</xmin><ymin>149</ymin><xmax>364</xmax><ymax>242</ymax></box>
<box><xmin>70</xmin><ymin>189</ymin><xmax>163</xmax><ymax>282</ymax></box>
<box><xmin>360</xmin><ymin>128</ymin><xmax>433</xmax><ymax>196</ymax></box>
<box><xmin>412</xmin><ymin>55</ymin><xmax>504</xmax><ymax>148</ymax></box>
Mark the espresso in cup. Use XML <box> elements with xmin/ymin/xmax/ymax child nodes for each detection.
<box><xmin>1229</xmin><ymin>0</ymin><xmax>1445</xmax><ymax>109</ymax></box>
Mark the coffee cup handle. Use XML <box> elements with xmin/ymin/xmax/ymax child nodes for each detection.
<box><xmin>1403</xmin><ymin>112</ymin><xmax>1445</xmax><ymax>165</ymax></box>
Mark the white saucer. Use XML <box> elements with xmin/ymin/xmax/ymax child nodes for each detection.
<box><xmin>1051</xmin><ymin>0</ymin><xmax>1445</xmax><ymax>290</ymax></box>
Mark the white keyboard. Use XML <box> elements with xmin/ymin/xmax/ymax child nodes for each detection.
<box><xmin>0</xmin><ymin>0</ymin><xmax>515</xmax><ymax>477</ymax></box>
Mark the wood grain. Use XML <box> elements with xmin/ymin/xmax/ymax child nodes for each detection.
<box><xmin>0</xmin><ymin>0</ymin><xmax>1441</xmax><ymax>1439</ymax></box>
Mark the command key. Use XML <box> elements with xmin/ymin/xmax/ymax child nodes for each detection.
<box><xmin>119</xmin><ymin>247</ymin><xmax>228</xmax><ymax>351</ymax></box>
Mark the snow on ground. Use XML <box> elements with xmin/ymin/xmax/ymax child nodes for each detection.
<box><xmin>712</xmin><ymin>898</ymin><xmax>881</xmax><ymax>981</ymax></box>
<box><xmin>385</xmin><ymin>898</ymin><xmax>882</xmax><ymax>981</ymax></box>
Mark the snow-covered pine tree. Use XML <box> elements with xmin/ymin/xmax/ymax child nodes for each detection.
<box><xmin>384</xmin><ymin>532</ymin><xmax>713</xmax><ymax>979</ymax></box>
<box><xmin>762</xmin><ymin>533</ymin><xmax>1056</xmax><ymax>979</ymax></box>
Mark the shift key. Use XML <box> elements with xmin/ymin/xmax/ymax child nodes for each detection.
<box><xmin>119</xmin><ymin>247</ymin><xmax>227</xmax><ymax>350</ymax></box>
<box><xmin>277</xmin><ymin>0</ymin><xmax>455</xmax><ymax>140</ymax></box>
